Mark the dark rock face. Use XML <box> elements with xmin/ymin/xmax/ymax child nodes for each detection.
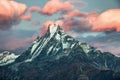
<box><xmin>0</xmin><ymin>24</ymin><xmax>120</xmax><ymax>80</ymax></box>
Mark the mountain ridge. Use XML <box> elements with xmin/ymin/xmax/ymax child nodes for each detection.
<box><xmin>0</xmin><ymin>51</ymin><xmax>19</xmax><ymax>66</ymax></box>
<box><xmin>0</xmin><ymin>24</ymin><xmax>120</xmax><ymax>80</ymax></box>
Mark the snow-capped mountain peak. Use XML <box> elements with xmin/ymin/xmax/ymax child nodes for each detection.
<box><xmin>16</xmin><ymin>24</ymin><xmax>93</xmax><ymax>63</ymax></box>
<box><xmin>48</xmin><ymin>24</ymin><xmax>60</xmax><ymax>33</ymax></box>
<box><xmin>47</xmin><ymin>24</ymin><xmax>64</xmax><ymax>38</ymax></box>
<box><xmin>0</xmin><ymin>51</ymin><xmax>19</xmax><ymax>66</ymax></box>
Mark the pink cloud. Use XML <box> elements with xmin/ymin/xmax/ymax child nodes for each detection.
<box><xmin>0</xmin><ymin>36</ymin><xmax>37</xmax><ymax>50</ymax></box>
<box><xmin>40</xmin><ymin>0</ymin><xmax>73</xmax><ymax>15</ymax></box>
<box><xmin>40</xmin><ymin>21</ymin><xmax>54</xmax><ymax>34</ymax></box>
<box><xmin>55</xmin><ymin>20</ymin><xmax>63</xmax><ymax>26</ymax></box>
<box><xmin>29</xmin><ymin>6</ymin><xmax>41</xmax><ymax>13</ymax></box>
<box><xmin>40</xmin><ymin>20</ymin><xmax>66</xmax><ymax>34</ymax></box>
<box><xmin>20</xmin><ymin>6</ymin><xmax>41</xmax><ymax>21</ymax></box>
<box><xmin>40</xmin><ymin>10</ymin><xmax>92</xmax><ymax>34</ymax></box>
<box><xmin>0</xmin><ymin>0</ymin><xmax>31</xmax><ymax>30</ymax></box>
<box><xmin>59</xmin><ymin>16</ymin><xmax>91</xmax><ymax>32</ymax></box>
<box><xmin>92</xmin><ymin>42</ymin><xmax>120</xmax><ymax>56</ymax></box>
<box><xmin>40</xmin><ymin>18</ymin><xmax>91</xmax><ymax>35</ymax></box>
<box><xmin>63</xmin><ymin>9</ymin><xmax>87</xmax><ymax>18</ymax></box>
<box><xmin>90</xmin><ymin>9</ymin><xmax>120</xmax><ymax>32</ymax></box>
<box><xmin>0</xmin><ymin>0</ymin><xmax>26</xmax><ymax>21</ymax></box>
<box><xmin>21</xmin><ymin>13</ymin><xmax>31</xmax><ymax>21</ymax></box>
<box><xmin>58</xmin><ymin>10</ymin><xmax>99</xmax><ymax>32</ymax></box>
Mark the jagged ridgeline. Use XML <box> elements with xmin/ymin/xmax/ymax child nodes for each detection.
<box><xmin>0</xmin><ymin>24</ymin><xmax>120</xmax><ymax>80</ymax></box>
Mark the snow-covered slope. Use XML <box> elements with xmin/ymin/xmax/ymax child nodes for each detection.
<box><xmin>0</xmin><ymin>51</ymin><xmax>19</xmax><ymax>66</ymax></box>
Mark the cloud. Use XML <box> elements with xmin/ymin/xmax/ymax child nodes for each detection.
<box><xmin>92</xmin><ymin>42</ymin><xmax>120</xmax><ymax>56</ymax></box>
<box><xmin>0</xmin><ymin>0</ymin><xmax>46</xmax><ymax>30</ymax></box>
<box><xmin>90</xmin><ymin>9</ymin><xmax>120</xmax><ymax>32</ymax></box>
<box><xmin>0</xmin><ymin>29</ymin><xmax>38</xmax><ymax>54</ymax></box>
<box><xmin>0</xmin><ymin>37</ymin><xmax>35</xmax><ymax>50</ymax></box>
<box><xmin>0</xmin><ymin>0</ymin><xmax>31</xmax><ymax>30</ymax></box>
<box><xmin>21</xmin><ymin>13</ymin><xmax>31</xmax><ymax>21</ymax></box>
<box><xmin>55</xmin><ymin>20</ymin><xmax>63</xmax><ymax>26</ymax></box>
<box><xmin>40</xmin><ymin>21</ymin><xmax>54</xmax><ymax>34</ymax></box>
<box><xmin>0</xmin><ymin>37</ymin><xmax>32</xmax><ymax>50</ymax></box>
<box><xmin>21</xmin><ymin>6</ymin><xmax>41</xmax><ymax>21</ymax></box>
<box><xmin>40</xmin><ymin>9</ymin><xmax>94</xmax><ymax>34</ymax></box>
<box><xmin>77</xmin><ymin>32</ymin><xmax>120</xmax><ymax>56</ymax></box>
<box><xmin>29</xmin><ymin>6</ymin><xmax>41</xmax><ymax>13</ymax></box>
<box><xmin>62</xmin><ymin>9</ymin><xmax>88</xmax><ymax>18</ymax></box>
<box><xmin>40</xmin><ymin>0</ymin><xmax>73</xmax><ymax>15</ymax></box>
<box><xmin>0</xmin><ymin>35</ymin><xmax>37</xmax><ymax>50</ymax></box>
<box><xmin>40</xmin><ymin>18</ymin><xmax>91</xmax><ymax>34</ymax></box>
<box><xmin>68</xmin><ymin>0</ymin><xmax>87</xmax><ymax>8</ymax></box>
<box><xmin>58</xmin><ymin>8</ymin><xmax>120</xmax><ymax>33</ymax></box>
<box><xmin>58</xmin><ymin>11</ymin><xmax>92</xmax><ymax>32</ymax></box>
<box><xmin>0</xmin><ymin>0</ymin><xmax>74</xmax><ymax>30</ymax></box>
<box><xmin>62</xmin><ymin>18</ymin><xmax>91</xmax><ymax>32</ymax></box>
<box><xmin>58</xmin><ymin>10</ymin><xmax>100</xmax><ymax>33</ymax></box>
<box><xmin>40</xmin><ymin>20</ymin><xmax>65</xmax><ymax>34</ymax></box>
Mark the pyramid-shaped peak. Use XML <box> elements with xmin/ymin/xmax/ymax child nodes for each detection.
<box><xmin>48</xmin><ymin>24</ymin><xmax>63</xmax><ymax>34</ymax></box>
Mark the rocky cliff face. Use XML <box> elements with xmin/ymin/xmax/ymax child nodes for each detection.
<box><xmin>0</xmin><ymin>24</ymin><xmax>120</xmax><ymax>80</ymax></box>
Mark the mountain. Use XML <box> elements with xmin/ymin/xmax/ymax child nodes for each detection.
<box><xmin>0</xmin><ymin>24</ymin><xmax>120</xmax><ymax>80</ymax></box>
<box><xmin>0</xmin><ymin>51</ymin><xmax>19</xmax><ymax>66</ymax></box>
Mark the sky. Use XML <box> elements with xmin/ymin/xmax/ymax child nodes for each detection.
<box><xmin>0</xmin><ymin>0</ymin><xmax>120</xmax><ymax>56</ymax></box>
